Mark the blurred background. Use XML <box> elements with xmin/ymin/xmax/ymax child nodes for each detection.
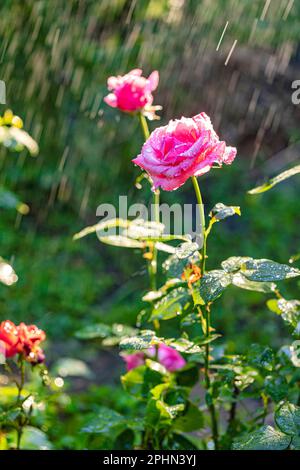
<box><xmin>0</xmin><ymin>0</ymin><xmax>299</xmax><ymax>403</ymax></box>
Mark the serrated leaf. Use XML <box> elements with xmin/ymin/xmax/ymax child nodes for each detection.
<box><xmin>209</xmin><ymin>203</ymin><xmax>241</xmax><ymax>221</ymax></box>
<box><xmin>232</xmin><ymin>273</ymin><xmax>276</xmax><ymax>293</ymax></box>
<box><xmin>174</xmin><ymin>242</ymin><xmax>199</xmax><ymax>260</ymax></box>
<box><xmin>233</xmin><ymin>425</ymin><xmax>291</xmax><ymax>450</ymax></box>
<box><xmin>241</xmin><ymin>259</ymin><xmax>300</xmax><ymax>282</ymax></box>
<box><xmin>222</xmin><ymin>256</ymin><xmax>300</xmax><ymax>282</ymax></box>
<box><xmin>198</xmin><ymin>270</ymin><xmax>232</xmax><ymax>303</ymax></box>
<box><xmin>119</xmin><ymin>330</ymin><xmax>158</xmax><ymax>351</ymax></box>
<box><xmin>163</xmin><ymin>251</ymin><xmax>200</xmax><ymax>279</ymax></box>
<box><xmin>248</xmin><ymin>164</ymin><xmax>300</xmax><ymax>195</ymax></box>
<box><xmin>275</xmin><ymin>402</ymin><xmax>300</xmax><ymax>436</ymax></box>
<box><xmin>150</xmin><ymin>288</ymin><xmax>190</xmax><ymax>321</ymax></box>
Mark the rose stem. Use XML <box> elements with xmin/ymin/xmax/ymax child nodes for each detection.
<box><xmin>16</xmin><ymin>356</ymin><xmax>25</xmax><ymax>450</ymax></box>
<box><xmin>138</xmin><ymin>113</ymin><xmax>160</xmax><ymax>292</ymax></box>
<box><xmin>191</xmin><ymin>176</ymin><xmax>219</xmax><ymax>449</ymax></box>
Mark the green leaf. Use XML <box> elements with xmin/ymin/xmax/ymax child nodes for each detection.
<box><xmin>209</xmin><ymin>203</ymin><xmax>241</xmax><ymax>221</ymax></box>
<box><xmin>232</xmin><ymin>273</ymin><xmax>276</xmax><ymax>293</ymax></box>
<box><xmin>198</xmin><ymin>270</ymin><xmax>232</xmax><ymax>303</ymax></box>
<box><xmin>20</xmin><ymin>427</ymin><xmax>52</xmax><ymax>450</ymax></box>
<box><xmin>248</xmin><ymin>164</ymin><xmax>300</xmax><ymax>195</ymax></box>
<box><xmin>266</xmin><ymin>299</ymin><xmax>282</xmax><ymax>314</ymax></box>
<box><xmin>247</xmin><ymin>344</ymin><xmax>275</xmax><ymax>371</ymax></box>
<box><xmin>275</xmin><ymin>402</ymin><xmax>300</xmax><ymax>436</ymax></box>
<box><xmin>233</xmin><ymin>425</ymin><xmax>291</xmax><ymax>450</ymax></box>
<box><xmin>81</xmin><ymin>407</ymin><xmax>125</xmax><ymax>434</ymax></box>
<box><xmin>150</xmin><ymin>288</ymin><xmax>190</xmax><ymax>321</ymax></box>
<box><xmin>163</xmin><ymin>251</ymin><xmax>200</xmax><ymax>279</ymax></box>
<box><xmin>156</xmin><ymin>401</ymin><xmax>185</xmax><ymax>420</ymax></box>
<box><xmin>167</xmin><ymin>337</ymin><xmax>203</xmax><ymax>354</ymax></box>
<box><xmin>176</xmin><ymin>363</ymin><xmax>200</xmax><ymax>387</ymax></box>
<box><xmin>174</xmin><ymin>241</ymin><xmax>199</xmax><ymax>259</ymax></box>
<box><xmin>173</xmin><ymin>402</ymin><xmax>204</xmax><ymax>432</ymax></box>
<box><xmin>222</xmin><ymin>256</ymin><xmax>300</xmax><ymax>282</ymax></box>
<box><xmin>264</xmin><ymin>375</ymin><xmax>288</xmax><ymax>402</ymax></box>
<box><xmin>75</xmin><ymin>323</ymin><xmax>136</xmax><ymax>341</ymax></box>
<box><xmin>122</xmin><ymin>365</ymin><xmax>165</xmax><ymax>397</ymax></box>
<box><xmin>75</xmin><ymin>323</ymin><xmax>112</xmax><ymax>340</ymax></box>
<box><xmin>119</xmin><ymin>330</ymin><xmax>158</xmax><ymax>351</ymax></box>
<box><xmin>73</xmin><ymin>218</ymin><xmax>130</xmax><ymax>240</ymax></box>
<box><xmin>169</xmin><ymin>433</ymin><xmax>199</xmax><ymax>450</ymax></box>
<box><xmin>124</xmin><ymin>219</ymin><xmax>165</xmax><ymax>239</ymax></box>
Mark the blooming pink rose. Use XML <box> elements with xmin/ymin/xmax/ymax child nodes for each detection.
<box><xmin>104</xmin><ymin>69</ymin><xmax>159</xmax><ymax>113</ymax></box>
<box><xmin>148</xmin><ymin>344</ymin><xmax>186</xmax><ymax>372</ymax></box>
<box><xmin>133</xmin><ymin>112</ymin><xmax>237</xmax><ymax>191</ymax></box>
<box><xmin>122</xmin><ymin>343</ymin><xmax>186</xmax><ymax>372</ymax></box>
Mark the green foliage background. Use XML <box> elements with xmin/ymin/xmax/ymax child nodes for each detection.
<box><xmin>0</xmin><ymin>0</ymin><xmax>299</xmax><ymax>367</ymax></box>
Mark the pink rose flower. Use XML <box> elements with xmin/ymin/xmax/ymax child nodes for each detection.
<box><xmin>104</xmin><ymin>69</ymin><xmax>159</xmax><ymax>113</ymax></box>
<box><xmin>148</xmin><ymin>343</ymin><xmax>186</xmax><ymax>372</ymax></box>
<box><xmin>121</xmin><ymin>343</ymin><xmax>186</xmax><ymax>372</ymax></box>
<box><xmin>133</xmin><ymin>112</ymin><xmax>237</xmax><ymax>191</ymax></box>
<box><xmin>122</xmin><ymin>352</ymin><xmax>145</xmax><ymax>371</ymax></box>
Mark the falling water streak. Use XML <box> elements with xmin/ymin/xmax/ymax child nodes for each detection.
<box><xmin>260</xmin><ymin>0</ymin><xmax>271</xmax><ymax>21</ymax></box>
<box><xmin>224</xmin><ymin>40</ymin><xmax>237</xmax><ymax>66</ymax></box>
<box><xmin>283</xmin><ymin>0</ymin><xmax>294</xmax><ymax>20</ymax></box>
<box><xmin>216</xmin><ymin>21</ymin><xmax>229</xmax><ymax>51</ymax></box>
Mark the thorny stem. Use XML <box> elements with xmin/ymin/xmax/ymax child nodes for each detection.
<box><xmin>192</xmin><ymin>177</ymin><xmax>219</xmax><ymax>449</ymax></box>
<box><xmin>138</xmin><ymin>113</ymin><xmax>160</xmax><ymax>329</ymax></box>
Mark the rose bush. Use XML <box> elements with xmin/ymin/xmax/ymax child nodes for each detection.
<box><xmin>74</xmin><ymin>67</ymin><xmax>300</xmax><ymax>451</ymax></box>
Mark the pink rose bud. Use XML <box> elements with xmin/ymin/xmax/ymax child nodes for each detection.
<box><xmin>104</xmin><ymin>69</ymin><xmax>159</xmax><ymax>113</ymax></box>
<box><xmin>133</xmin><ymin>113</ymin><xmax>237</xmax><ymax>191</ymax></box>
<box><xmin>121</xmin><ymin>352</ymin><xmax>145</xmax><ymax>371</ymax></box>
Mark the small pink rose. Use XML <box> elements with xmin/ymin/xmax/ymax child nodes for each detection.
<box><xmin>104</xmin><ymin>69</ymin><xmax>159</xmax><ymax>113</ymax></box>
<box><xmin>148</xmin><ymin>343</ymin><xmax>186</xmax><ymax>372</ymax></box>
<box><xmin>133</xmin><ymin>113</ymin><xmax>237</xmax><ymax>191</ymax></box>
<box><xmin>121</xmin><ymin>352</ymin><xmax>145</xmax><ymax>371</ymax></box>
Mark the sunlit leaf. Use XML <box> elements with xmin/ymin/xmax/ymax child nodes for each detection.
<box><xmin>20</xmin><ymin>427</ymin><xmax>52</xmax><ymax>450</ymax></box>
<box><xmin>233</xmin><ymin>425</ymin><xmax>291</xmax><ymax>450</ymax></box>
<box><xmin>119</xmin><ymin>330</ymin><xmax>158</xmax><ymax>351</ymax></box>
<box><xmin>209</xmin><ymin>202</ymin><xmax>241</xmax><ymax>221</ymax></box>
<box><xmin>248</xmin><ymin>164</ymin><xmax>300</xmax><ymax>195</ymax></box>
<box><xmin>150</xmin><ymin>288</ymin><xmax>190</xmax><ymax>321</ymax></box>
<box><xmin>275</xmin><ymin>402</ymin><xmax>300</xmax><ymax>436</ymax></box>
<box><xmin>198</xmin><ymin>270</ymin><xmax>232</xmax><ymax>303</ymax></box>
<box><xmin>232</xmin><ymin>273</ymin><xmax>276</xmax><ymax>293</ymax></box>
